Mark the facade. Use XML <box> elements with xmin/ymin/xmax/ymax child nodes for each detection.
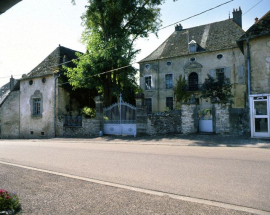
<box><xmin>139</xmin><ymin>8</ymin><xmax>246</xmax><ymax>113</ymax></box>
<box><xmin>0</xmin><ymin>45</ymin><xmax>100</xmax><ymax>139</ymax></box>
<box><xmin>237</xmin><ymin>10</ymin><xmax>270</xmax><ymax>138</ymax></box>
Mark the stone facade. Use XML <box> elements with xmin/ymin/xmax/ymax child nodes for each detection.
<box><xmin>0</xmin><ymin>91</ymin><xmax>20</xmax><ymax>138</ymax></box>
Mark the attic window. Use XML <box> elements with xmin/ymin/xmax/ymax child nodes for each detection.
<box><xmin>188</xmin><ymin>40</ymin><xmax>198</xmax><ymax>53</ymax></box>
<box><xmin>42</xmin><ymin>78</ymin><xmax>46</xmax><ymax>83</ymax></box>
<box><xmin>166</xmin><ymin>61</ymin><xmax>172</xmax><ymax>66</ymax></box>
<box><xmin>29</xmin><ymin>80</ymin><xmax>33</xmax><ymax>85</ymax></box>
<box><xmin>145</xmin><ymin>64</ymin><xmax>150</xmax><ymax>69</ymax></box>
<box><xmin>217</xmin><ymin>54</ymin><xmax>223</xmax><ymax>60</ymax></box>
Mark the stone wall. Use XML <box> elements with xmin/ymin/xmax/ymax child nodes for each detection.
<box><xmin>181</xmin><ymin>104</ymin><xmax>198</xmax><ymax>134</ymax></box>
<box><xmin>213</xmin><ymin>103</ymin><xmax>230</xmax><ymax>134</ymax></box>
<box><xmin>146</xmin><ymin>111</ymin><xmax>181</xmax><ymax>136</ymax></box>
<box><xmin>229</xmin><ymin>108</ymin><xmax>250</xmax><ymax>135</ymax></box>
<box><xmin>0</xmin><ymin>91</ymin><xmax>20</xmax><ymax>139</ymax></box>
<box><xmin>57</xmin><ymin>117</ymin><xmax>100</xmax><ymax>137</ymax></box>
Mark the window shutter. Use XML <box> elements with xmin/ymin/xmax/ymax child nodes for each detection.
<box><xmin>237</xmin><ymin>65</ymin><xmax>244</xmax><ymax>84</ymax></box>
<box><xmin>151</xmin><ymin>76</ymin><xmax>155</xmax><ymax>89</ymax></box>
<box><xmin>224</xmin><ymin>67</ymin><xmax>231</xmax><ymax>80</ymax></box>
<box><xmin>210</xmin><ymin>69</ymin><xmax>216</xmax><ymax>79</ymax></box>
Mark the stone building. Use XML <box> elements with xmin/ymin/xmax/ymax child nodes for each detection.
<box><xmin>237</xmin><ymin>10</ymin><xmax>270</xmax><ymax>138</ymax></box>
<box><xmin>0</xmin><ymin>45</ymin><xmax>100</xmax><ymax>139</ymax></box>
<box><xmin>139</xmin><ymin>8</ymin><xmax>246</xmax><ymax>113</ymax></box>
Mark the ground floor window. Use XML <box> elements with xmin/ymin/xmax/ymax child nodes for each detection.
<box><xmin>145</xmin><ymin>98</ymin><xmax>152</xmax><ymax>113</ymax></box>
<box><xmin>166</xmin><ymin>97</ymin><xmax>173</xmax><ymax>110</ymax></box>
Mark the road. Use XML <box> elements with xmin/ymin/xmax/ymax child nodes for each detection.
<box><xmin>0</xmin><ymin>138</ymin><xmax>270</xmax><ymax>213</ymax></box>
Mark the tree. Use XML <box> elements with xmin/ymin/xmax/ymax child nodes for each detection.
<box><xmin>66</xmin><ymin>0</ymin><xmax>166</xmax><ymax>107</ymax></box>
<box><xmin>174</xmin><ymin>75</ymin><xmax>191</xmax><ymax>107</ymax></box>
<box><xmin>200</xmin><ymin>74</ymin><xmax>233</xmax><ymax>103</ymax></box>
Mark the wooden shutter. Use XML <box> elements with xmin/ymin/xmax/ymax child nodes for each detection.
<box><xmin>210</xmin><ymin>69</ymin><xmax>216</xmax><ymax>79</ymax></box>
<box><xmin>224</xmin><ymin>67</ymin><xmax>231</xmax><ymax>80</ymax></box>
<box><xmin>151</xmin><ymin>75</ymin><xmax>155</xmax><ymax>89</ymax></box>
<box><xmin>237</xmin><ymin>65</ymin><xmax>244</xmax><ymax>84</ymax></box>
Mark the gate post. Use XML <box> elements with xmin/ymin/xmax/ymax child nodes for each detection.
<box><xmin>181</xmin><ymin>103</ymin><xmax>198</xmax><ymax>134</ymax></box>
<box><xmin>135</xmin><ymin>93</ymin><xmax>147</xmax><ymax>135</ymax></box>
<box><xmin>94</xmin><ymin>95</ymin><xmax>103</xmax><ymax>133</ymax></box>
<box><xmin>214</xmin><ymin>103</ymin><xmax>230</xmax><ymax>134</ymax></box>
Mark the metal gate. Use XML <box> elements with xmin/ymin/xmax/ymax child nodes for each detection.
<box><xmin>103</xmin><ymin>94</ymin><xmax>136</xmax><ymax>135</ymax></box>
<box><xmin>198</xmin><ymin>105</ymin><xmax>213</xmax><ymax>133</ymax></box>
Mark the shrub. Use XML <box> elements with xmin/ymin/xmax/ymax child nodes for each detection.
<box><xmin>81</xmin><ymin>106</ymin><xmax>96</xmax><ymax>118</ymax></box>
<box><xmin>0</xmin><ymin>189</ymin><xmax>21</xmax><ymax>214</ymax></box>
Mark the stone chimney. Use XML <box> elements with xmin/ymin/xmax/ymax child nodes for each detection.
<box><xmin>175</xmin><ymin>23</ymin><xmax>183</xmax><ymax>31</ymax></box>
<box><xmin>232</xmin><ymin>7</ymin><xmax>242</xmax><ymax>28</ymax></box>
<box><xmin>10</xmin><ymin>75</ymin><xmax>15</xmax><ymax>90</ymax></box>
<box><xmin>254</xmin><ymin>17</ymin><xmax>259</xmax><ymax>24</ymax></box>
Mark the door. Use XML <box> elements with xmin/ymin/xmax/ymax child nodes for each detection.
<box><xmin>251</xmin><ymin>96</ymin><xmax>270</xmax><ymax>137</ymax></box>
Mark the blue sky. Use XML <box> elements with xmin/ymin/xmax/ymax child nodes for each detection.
<box><xmin>0</xmin><ymin>0</ymin><xmax>269</xmax><ymax>87</ymax></box>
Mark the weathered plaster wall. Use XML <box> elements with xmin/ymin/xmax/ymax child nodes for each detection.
<box><xmin>0</xmin><ymin>91</ymin><xmax>20</xmax><ymax>138</ymax></box>
<box><xmin>248</xmin><ymin>36</ymin><xmax>270</xmax><ymax>94</ymax></box>
<box><xmin>20</xmin><ymin>76</ymin><xmax>55</xmax><ymax>138</ymax></box>
<box><xmin>140</xmin><ymin>48</ymin><xmax>246</xmax><ymax>112</ymax></box>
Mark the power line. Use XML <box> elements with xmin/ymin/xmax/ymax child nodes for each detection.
<box><xmin>0</xmin><ymin>0</ymin><xmax>234</xmax><ymax>82</ymax></box>
<box><xmin>243</xmin><ymin>0</ymin><xmax>263</xmax><ymax>16</ymax></box>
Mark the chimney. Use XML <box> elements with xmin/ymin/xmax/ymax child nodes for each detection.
<box><xmin>232</xmin><ymin>7</ymin><xmax>242</xmax><ymax>28</ymax></box>
<box><xmin>175</xmin><ymin>23</ymin><xmax>183</xmax><ymax>31</ymax></box>
<box><xmin>10</xmin><ymin>75</ymin><xmax>15</xmax><ymax>90</ymax></box>
<box><xmin>255</xmin><ymin>17</ymin><xmax>259</xmax><ymax>24</ymax></box>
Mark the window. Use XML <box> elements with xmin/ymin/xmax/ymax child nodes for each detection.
<box><xmin>166</xmin><ymin>97</ymin><xmax>173</xmax><ymax>110</ymax></box>
<box><xmin>33</xmin><ymin>98</ymin><xmax>41</xmax><ymax>116</ymax></box>
<box><xmin>217</xmin><ymin>54</ymin><xmax>223</xmax><ymax>60</ymax></box>
<box><xmin>166</xmin><ymin>61</ymin><xmax>172</xmax><ymax>66</ymax></box>
<box><xmin>145</xmin><ymin>64</ymin><xmax>150</xmax><ymax>69</ymax></box>
<box><xmin>190</xmin><ymin>57</ymin><xmax>196</xmax><ymax>62</ymax></box>
<box><xmin>145</xmin><ymin>98</ymin><xmax>152</xmax><ymax>113</ymax></box>
<box><xmin>188</xmin><ymin>72</ymin><xmax>198</xmax><ymax>91</ymax></box>
<box><xmin>145</xmin><ymin>76</ymin><xmax>151</xmax><ymax>90</ymax></box>
<box><xmin>29</xmin><ymin>80</ymin><xmax>33</xmax><ymax>85</ymax></box>
<box><xmin>216</xmin><ymin>68</ymin><xmax>225</xmax><ymax>80</ymax></box>
<box><xmin>188</xmin><ymin>40</ymin><xmax>198</xmax><ymax>53</ymax></box>
<box><xmin>165</xmin><ymin>74</ymin><xmax>173</xmax><ymax>89</ymax></box>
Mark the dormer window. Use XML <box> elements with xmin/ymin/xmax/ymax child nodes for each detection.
<box><xmin>189</xmin><ymin>40</ymin><xmax>198</xmax><ymax>53</ymax></box>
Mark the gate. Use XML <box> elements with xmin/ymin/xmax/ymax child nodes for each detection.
<box><xmin>103</xmin><ymin>94</ymin><xmax>136</xmax><ymax>135</ymax></box>
<box><xmin>198</xmin><ymin>105</ymin><xmax>213</xmax><ymax>133</ymax></box>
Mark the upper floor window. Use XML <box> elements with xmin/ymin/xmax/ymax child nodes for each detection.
<box><xmin>188</xmin><ymin>72</ymin><xmax>198</xmax><ymax>91</ymax></box>
<box><xmin>145</xmin><ymin>64</ymin><xmax>150</xmax><ymax>69</ymax></box>
<box><xmin>145</xmin><ymin>98</ymin><xmax>152</xmax><ymax>114</ymax></box>
<box><xmin>216</xmin><ymin>68</ymin><xmax>225</xmax><ymax>81</ymax></box>
<box><xmin>165</xmin><ymin>74</ymin><xmax>173</xmax><ymax>89</ymax></box>
<box><xmin>33</xmin><ymin>98</ymin><xmax>41</xmax><ymax>116</ymax></box>
<box><xmin>145</xmin><ymin>76</ymin><xmax>152</xmax><ymax>90</ymax></box>
<box><xmin>166</xmin><ymin>61</ymin><xmax>172</xmax><ymax>66</ymax></box>
<box><xmin>217</xmin><ymin>54</ymin><xmax>223</xmax><ymax>60</ymax></box>
<box><xmin>190</xmin><ymin>57</ymin><xmax>196</xmax><ymax>62</ymax></box>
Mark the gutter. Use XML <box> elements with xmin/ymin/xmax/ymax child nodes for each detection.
<box><xmin>54</xmin><ymin>74</ymin><xmax>60</xmax><ymax>137</ymax></box>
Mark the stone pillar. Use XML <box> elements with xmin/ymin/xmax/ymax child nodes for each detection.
<box><xmin>214</xmin><ymin>103</ymin><xmax>230</xmax><ymax>134</ymax></box>
<box><xmin>135</xmin><ymin>93</ymin><xmax>147</xmax><ymax>135</ymax></box>
<box><xmin>181</xmin><ymin>104</ymin><xmax>198</xmax><ymax>134</ymax></box>
<box><xmin>94</xmin><ymin>95</ymin><xmax>103</xmax><ymax>133</ymax></box>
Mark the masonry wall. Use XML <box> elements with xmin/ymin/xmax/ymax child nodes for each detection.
<box><xmin>20</xmin><ymin>75</ymin><xmax>55</xmax><ymax>138</ymax></box>
<box><xmin>57</xmin><ymin>117</ymin><xmax>100</xmax><ymax>137</ymax></box>
<box><xmin>247</xmin><ymin>36</ymin><xmax>270</xmax><ymax>94</ymax></box>
<box><xmin>0</xmin><ymin>91</ymin><xmax>20</xmax><ymax>138</ymax></box>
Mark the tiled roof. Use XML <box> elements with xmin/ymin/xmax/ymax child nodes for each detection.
<box><xmin>0</xmin><ymin>79</ymin><xmax>18</xmax><ymax>105</ymax></box>
<box><xmin>238</xmin><ymin>10</ymin><xmax>270</xmax><ymax>41</ymax></box>
<box><xmin>24</xmin><ymin>46</ymin><xmax>81</xmax><ymax>79</ymax></box>
<box><xmin>139</xmin><ymin>19</ymin><xmax>244</xmax><ymax>63</ymax></box>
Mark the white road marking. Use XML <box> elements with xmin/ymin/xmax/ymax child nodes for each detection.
<box><xmin>1</xmin><ymin>160</ymin><xmax>269</xmax><ymax>215</ymax></box>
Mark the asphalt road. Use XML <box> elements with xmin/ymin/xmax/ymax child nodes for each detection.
<box><xmin>0</xmin><ymin>137</ymin><xmax>270</xmax><ymax>213</ymax></box>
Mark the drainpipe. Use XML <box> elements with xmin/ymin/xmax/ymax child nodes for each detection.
<box><xmin>157</xmin><ymin>60</ymin><xmax>160</xmax><ymax>112</ymax></box>
<box><xmin>54</xmin><ymin>74</ymin><xmax>60</xmax><ymax>137</ymax></box>
<box><xmin>246</xmin><ymin>38</ymin><xmax>251</xmax><ymax>131</ymax></box>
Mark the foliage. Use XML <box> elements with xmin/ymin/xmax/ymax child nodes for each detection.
<box><xmin>174</xmin><ymin>75</ymin><xmax>191</xmax><ymax>105</ymax></box>
<box><xmin>66</xmin><ymin>0</ymin><xmax>168</xmax><ymax>107</ymax></box>
<box><xmin>0</xmin><ymin>189</ymin><xmax>21</xmax><ymax>213</ymax></box>
<box><xmin>81</xmin><ymin>106</ymin><xmax>96</xmax><ymax>118</ymax></box>
<box><xmin>201</xmin><ymin>74</ymin><xmax>233</xmax><ymax>103</ymax></box>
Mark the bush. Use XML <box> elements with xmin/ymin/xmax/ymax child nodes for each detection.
<box><xmin>0</xmin><ymin>189</ymin><xmax>21</xmax><ymax>214</ymax></box>
<box><xmin>81</xmin><ymin>106</ymin><xmax>96</xmax><ymax>118</ymax></box>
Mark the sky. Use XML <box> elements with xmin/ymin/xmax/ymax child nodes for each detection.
<box><xmin>0</xmin><ymin>0</ymin><xmax>269</xmax><ymax>87</ymax></box>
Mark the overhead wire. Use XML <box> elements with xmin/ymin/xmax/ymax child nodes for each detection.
<box><xmin>0</xmin><ymin>0</ymin><xmax>234</xmax><ymax>82</ymax></box>
<box><xmin>243</xmin><ymin>0</ymin><xmax>263</xmax><ymax>16</ymax></box>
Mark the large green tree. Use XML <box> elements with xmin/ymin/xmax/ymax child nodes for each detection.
<box><xmin>66</xmin><ymin>0</ymin><xmax>165</xmax><ymax>107</ymax></box>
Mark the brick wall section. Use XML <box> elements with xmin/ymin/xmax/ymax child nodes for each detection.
<box><xmin>214</xmin><ymin>103</ymin><xmax>230</xmax><ymax>134</ymax></box>
<box><xmin>57</xmin><ymin>117</ymin><xmax>100</xmax><ymax>137</ymax></box>
<box><xmin>146</xmin><ymin>111</ymin><xmax>181</xmax><ymax>135</ymax></box>
<box><xmin>181</xmin><ymin>104</ymin><xmax>198</xmax><ymax>134</ymax></box>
